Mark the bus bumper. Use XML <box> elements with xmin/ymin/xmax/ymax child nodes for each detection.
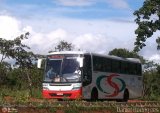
<box><xmin>42</xmin><ymin>89</ymin><xmax>82</xmax><ymax>99</ymax></box>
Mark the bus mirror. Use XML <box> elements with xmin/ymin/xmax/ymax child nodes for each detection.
<box><xmin>77</xmin><ymin>57</ymin><xmax>83</xmax><ymax>67</ymax></box>
<box><xmin>37</xmin><ymin>59</ymin><xmax>43</xmax><ymax>68</ymax></box>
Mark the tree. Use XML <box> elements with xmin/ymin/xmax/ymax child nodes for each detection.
<box><xmin>108</xmin><ymin>48</ymin><xmax>145</xmax><ymax>63</ymax></box>
<box><xmin>0</xmin><ymin>32</ymin><xmax>35</xmax><ymax>64</ymax></box>
<box><xmin>49</xmin><ymin>40</ymin><xmax>74</xmax><ymax>52</ymax></box>
<box><xmin>0</xmin><ymin>32</ymin><xmax>37</xmax><ymax>96</ymax></box>
<box><xmin>0</xmin><ymin>38</ymin><xmax>15</xmax><ymax>63</ymax></box>
<box><xmin>133</xmin><ymin>0</ymin><xmax>160</xmax><ymax>52</ymax></box>
<box><xmin>156</xmin><ymin>37</ymin><xmax>160</xmax><ymax>50</ymax></box>
<box><xmin>12</xmin><ymin>33</ymin><xmax>36</xmax><ymax>96</ymax></box>
<box><xmin>0</xmin><ymin>62</ymin><xmax>12</xmax><ymax>85</ymax></box>
<box><xmin>0</xmin><ymin>32</ymin><xmax>36</xmax><ymax>68</ymax></box>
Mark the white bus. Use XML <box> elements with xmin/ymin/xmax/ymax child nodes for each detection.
<box><xmin>37</xmin><ymin>51</ymin><xmax>143</xmax><ymax>101</ymax></box>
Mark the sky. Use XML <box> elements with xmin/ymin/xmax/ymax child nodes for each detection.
<box><xmin>0</xmin><ymin>0</ymin><xmax>160</xmax><ymax>62</ymax></box>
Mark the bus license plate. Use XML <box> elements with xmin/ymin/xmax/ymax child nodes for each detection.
<box><xmin>57</xmin><ymin>93</ymin><xmax>63</xmax><ymax>95</ymax></box>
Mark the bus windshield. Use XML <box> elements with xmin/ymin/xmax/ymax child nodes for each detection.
<box><xmin>44</xmin><ymin>54</ymin><xmax>82</xmax><ymax>83</ymax></box>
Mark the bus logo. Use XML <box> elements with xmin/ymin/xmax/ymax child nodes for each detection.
<box><xmin>96</xmin><ymin>74</ymin><xmax>126</xmax><ymax>97</ymax></box>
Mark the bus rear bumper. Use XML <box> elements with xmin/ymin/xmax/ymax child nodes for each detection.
<box><xmin>42</xmin><ymin>89</ymin><xmax>82</xmax><ymax>99</ymax></box>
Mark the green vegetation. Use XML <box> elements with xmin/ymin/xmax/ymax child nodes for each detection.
<box><xmin>0</xmin><ymin>33</ymin><xmax>42</xmax><ymax>103</ymax></box>
<box><xmin>49</xmin><ymin>40</ymin><xmax>75</xmax><ymax>53</ymax></box>
<box><xmin>133</xmin><ymin>0</ymin><xmax>160</xmax><ymax>100</ymax></box>
<box><xmin>143</xmin><ymin>65</ymin><xmax>160</xmax><ymax>100</ymax></box>
<box><xmin>108</xmin><ymin>48</ymin><xmax>145</xmax><ymax>63</ymax></box>
<box><xmin>134</xmin><ymin>0</ymin><xmax>160</xmax><ymax>52</ymax></box>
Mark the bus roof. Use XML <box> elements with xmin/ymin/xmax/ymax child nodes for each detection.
<box><xmin>48</xmin><ymin>51</ymin><xmax>85</xmax><ymax>55</ymax></box>
<box><xmin>91</xmin><ymin>52</ymin><xmax>141</xmax><ymax>63</ymax></box>
<box><xmin>47</xmin><ymin>51</ymin><xmax>141</xmax><ymax>63</ymax></box>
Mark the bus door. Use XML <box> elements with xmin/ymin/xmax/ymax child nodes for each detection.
<box><xmin>82</xmin><ymin>54</ymin><xmax>92</xmax><ymax>99</ymax></box>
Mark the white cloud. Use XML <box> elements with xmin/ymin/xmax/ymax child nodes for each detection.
<box><xmin>149</xmin><ymin>54</ymin><xmax>160</xmax><ymax>63</ymax></box>
<box><xmin>105</xmin><ymin>0</ymin><xmax>129</xmax><ymax>9</ymax></box>
<box><xmin>0</xmin><ymin>15</ymin><xmax>22</xmax><ymax>39</ymax></box>
<box><xmin>0</xmin><ymin>15</ymin><xmax>137</xmax><ymax>55</ymax></box>
<box><xmin>55</xmin><ymin>0</ymin><xmax>96</xmax><ymax>6</ymax></box>
<box><xmin>0</xmin><ymin>15</ymin><xmax>159</xmax><ymax>63</ymax></box>
<box><xmin>13</xmin><ymin>18</ymin><xmax>136</xmax><ymax>54</ymax></box>
<box><xmin>22</xmin><ymin>27</ymin><xmax>69</xmax><ymax>54</ymax></box>
<box><xmin>73</xmin><ymin>33</ymin><xmax>108</xmax><ymax>52</ymax></box>
<box><xmin>55</xmin><ymin>0</ymin><xmax>129</xmax><ymax>9</ymax></box>
<box><xmin>47</xmin><ymin>28</ymin><xmax>67</xmax><ymax>41</ymax></box>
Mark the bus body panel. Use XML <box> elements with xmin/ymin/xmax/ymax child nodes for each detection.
<box><xmin>42</xmin><ymin>89</ymin><xmax>82</xmax><ymax>99</ymax></box>
<box><xmin>39</xmin><ymin>51</ymin><xmax>143</xmax><ymax>100</ymax></box>
<box><xmin>91</xmin><ymin>72</ymin><xmax>143</xmax><ymax>99</ymax></box>
<box><xmin>43</xmin><ymin>83</ymin><xmax>82</xmax><ymax>99</ymax></box>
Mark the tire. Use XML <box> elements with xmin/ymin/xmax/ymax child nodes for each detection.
<box><xmin>91</xmin><ymin>88</ymin><xmax>98</xmax><ymax>101</ymax></box>
<box><xmin>123</xmin><ymin>89</ymin><xmax>129</xmax><ymax>102</ymax></box>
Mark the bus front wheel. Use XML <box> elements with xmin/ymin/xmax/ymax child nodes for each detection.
<box><xmin>91</xmin><ymin>88</ymin><xmax>98</xmax><ymax>101</ymax></box>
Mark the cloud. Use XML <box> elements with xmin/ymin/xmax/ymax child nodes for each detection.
<box><xmin>0</xmin><ymin>15</ymin><xmax>22</xmax><ymax>39</ymax></box>
<box><xmin>149</xmin><ymin>54</ymin><xmax>160</xmax><ymax>63</ymax></box>
<box><xmin>0</xmin><ymin>15</ymin><xmax>159</xmax><ymax>63</ymax></box>
<box><xmin>0</xmin><ymin>15</ymin><xmax>136</xmax><ymax>55</ymax></box>
<box><xmin>54</xmin><ymin>0</ymin><xmax>129</xmax><ymax>9</ymax></box>
<box><xmin>73</xmin><ymin>33</ymin><xmax>108</xmax><ymax>52</ymax></box>
<box><xmin>22</xmin><ymin>27</ymin><xmax>69</xmax><ymax>54</ymax></box>
<box><xmin>24</xmin><ymin>19</ymin><xmax>137</xmax><ymax>54</ymax></box>
<box><xmin>55</xmin><ymin>0</ymin><xmax>96</xmax><ymax>6</ymax></box>
<box><xmin>138</xmin><ymin>31</ymin><xmax>160</xmax><ymax>63</ymax></box>
<box><xmin>105</xmin><ymin>0</ymin><xmax>129</xmax><ymax>9</ymax></box>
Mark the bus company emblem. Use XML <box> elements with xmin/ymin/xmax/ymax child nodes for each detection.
<box><xmin>96</xmin><ymin>74</ymin><xmax>126</xmax><ymax>97</ymax></box>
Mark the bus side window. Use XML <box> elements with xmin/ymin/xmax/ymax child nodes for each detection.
<box><xmin>93</xmin><ymin>56</ymin><xmax>98</xmax><ymax>71</ymax></box>
<box><xmin>111</xmin><ymin>60</ymin><xmax>120</xmax><ymax>73</ymax></box>
<box><xmin>93</xmin><ymin>56</ymin><xmax>102</xmax><ymax>71</ymax></box>
<box><xmin>83</xmin><ymin>55</ymin><xmax>92</xmax><ymax>86</ymax></box>
<box><xmin>128</xmin><ymin>62</ymin><xmax>137</xmax><ymax>75</ymax></box>
<box><xmin>104</xmin><ymin>58</ymin><xmax>111</xmax><ymax>72</ymax></box>
<box><xmin>132</xmin><ymin>63</ymin><xmax>137</xmax><ymax>75</ymax></box>
<box><xmin>137</xmin><ymin>63</ymin><xmax>142</xmax><ymax>76</ymax></box>
<box><xmin>121</xmin><ymin>61</ymin><xmax>128</xmax><ymax>74</ymax></box>
<box><xmin>121</xmin><ymin>61</ymin><xmax>125</xmax><ymax>74</ymax></box>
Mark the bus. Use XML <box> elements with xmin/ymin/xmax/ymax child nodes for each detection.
<box><xmin>37</xmin><ymin>51</ymin><xmax>143</xmax><ymax>101</ymax></box>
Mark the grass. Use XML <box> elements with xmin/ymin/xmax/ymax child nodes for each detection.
<box><xmin>0</xmin><ymin>87</ymin><xmax>42</xmax><ymax>104</ymax></box>
<box><xmin>0</xmin><ymin>88</ymin><xmax>160</xmax><ymax>113</ymax></box>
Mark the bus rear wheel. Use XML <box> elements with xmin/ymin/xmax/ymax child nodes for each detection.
<box><xmin>91</xmin><ymin>88</ymin><xmax>98</xmax><ymax>101</ymax></box>
<box><xmin>123</xmin><ymin>89</ymin><xmax>129</xmax><ymax>102</ymax></box>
